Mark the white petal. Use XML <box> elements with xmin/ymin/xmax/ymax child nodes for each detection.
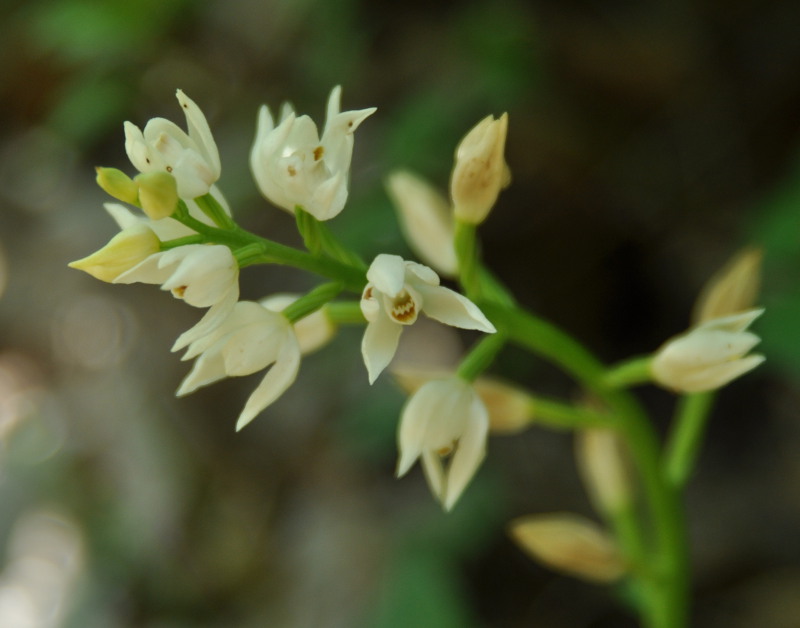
<box><xmin>678</xmin><ymin>354</ymin><xmax>766</xmax><ymax>392</ymax></box>
<box><xmin>698</xmin><ymin>308</ymin><xmax>764</xmax><ymax>334</ymax></box>
<box><xmin>418</xmin><ymin>285</ymin><xmax>496</xmax><ymax>333</ymax></box>
<box><xmin>176</xmin><ymin>89</ymin><xmax>221</xmax><ymax>177</ymax></box>
<box><xmin>123</xmin><ymin>121</ymin><xmax>154</xmax><ymax>173</ymax></box>
<box><xmin>171</xmin><ymin>294</ymin><xmax>238</xmax><ymax>353</ymax></box>
<box><xmin>307</xmin><ymin>170</ymin><xmax>348</xmax><ymax>221</ymax></box>
<box><xmin>361</xmin><ymin>311</ymin><xmax>403</xmax><ymax>384</ymax></box>
<box><xmin>325</xmin><ymin>85</ymin><xmax>342</xmax><ymax>126</ymax></box>
<box><xmin>113</xmin><ymin>252</ymin><xmax>170</xmax><ymax>285</ymax></box>
<box><xmin>221</xmin><ymin>319</ymin><xmax>285</xmax><ymax>376</ymax></box>
<box><xmin>396</xmin><ymin>389</ymin><xmax>435</xmax><ymax>477</ymax></box>
<box><xmin>443</xmin><ymin>397</ymin><xmax>488</xmax><ymax>510</ymax></box>
<box><xmin>176</xmin><ymin>348</ymin><xmax>228</xmax><ymax>395</ymax></box>
<box><xmin>420</xmin><ymin>450</ymin><xmax>446</xmax><ymax>504</ymax></box>
<box><xmin>366</xmin><ymin>254</ymin><xmax>407</xmax><ymax>297</ymax></box>
<box><xmin>104</xmin><ymin>202</ymin><xmax>139</xmax><ymax>230</ymax></box>
<box><xmin>405</xmin><ymin>261</ymin><xmax>440</xmax><ymax>286</ymax></box>
<box><xmin>235</xmin><ymin>334</ymin><xmax>301</xmax><ymax>431</ymax></box>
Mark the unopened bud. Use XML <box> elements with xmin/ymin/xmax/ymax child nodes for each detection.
<box><xmin>68</xmin><ymin>224</ymin><xmax>160</xmax><ymax>282</ymax></box>
<box><xmin>450</xmin><ymin>113</ymin><xmax>510</xmax><ymax>224</ymax></box>
<box><xmin>651</xmin><ymin>309</ymin><xmax>765</xmax><ymax>393</ymax></box>
<box><xmin>693</xmin><ymin>247</ymin><xmax>763</xmax><ymax>325</ymax></box>
<box><xmin>386</xmin><ymin>170</ymin><xmax>457</xmax><ymax>277</ymax></box>
<box><xmin>96</xmin><ymin>167</ymin><xmax>139</xmax><ymax>205</ymax></box>
<box><xmin>576</xmin><ymin>429</ymin><xmax>631</xmax><ymax>514</ymax></box>
<box><xmin>135</xmin><ymin>171</ymin><xmax>179</xmax><ymax>220</ymax></box>
<box><xmin>509</xmin><ymin>513</ymin><xmax>626</xmax><ymax>583</ymax></box>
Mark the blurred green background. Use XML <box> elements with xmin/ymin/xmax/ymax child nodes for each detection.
<box><xmin>1</xmin><ymin>0</ymin><xmax>800</xmax><ymax>626</ymax></box>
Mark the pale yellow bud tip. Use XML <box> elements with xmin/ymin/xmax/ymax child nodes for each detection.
<box><xmin>96</xmin><ymin>167</ymin><xmax>139</xmax><ymax>205</ymax></box>
<box><xmin>509</xmin><ymin>513</ymin><xmax>626</xmax><ymax>583</ymax></box>
<box><xmin>135</xmin><ymin>171</ymin><xmax>179</xmax><ymax>220</ymax></box>
<box><xmin>575</xmin><ymin>429</ymin><xmax>631</xmax><ymax>514</ymax></box>
<box><xmin>450</xmin><ymin>113</ymin><xmax>510</xmax><ymax>225</ymax></box>
<box><xmin>693</xmin><ymin>246</ymin><xmax>763</xmax><ymax>324</ymax></box>
<box><xmin>69</xmin><ymin>224</ymin><xmax>160</xmax><ymax>283</ymax></box>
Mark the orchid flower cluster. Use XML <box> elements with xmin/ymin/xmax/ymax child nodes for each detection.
<box><xmin>70</xmin><ymin>87</ymin><xmax>764</xmax><ymax>628</ymax></box>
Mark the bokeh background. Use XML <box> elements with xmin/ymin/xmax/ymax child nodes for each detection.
<box><xmin>2</xmin><ymin>0</ymin><xmax>800</xmax><ymax>626</ymax></box>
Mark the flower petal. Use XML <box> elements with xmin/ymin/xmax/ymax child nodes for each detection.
<box><xmin>443</xmin><ymin>398</ymin><xmax>488</xmax><ymax>510</ymax></box>
<box><xmin>176</xmin><ymin>89</ymin><xmax>221</xmax><ymax>178</ymax></box>
<box><xmin>418</xmin><ymin>285</ymin><xmax>496</xmax><ymax>333</ymax></box>
<box><xmin>366</xmin><ymin>254</ymin><xmax>407</xmax><ymax>298</ymax></box>
<box><xmin>361</xmin><ymin>310</ymin><xmax>403</xmax><ymax>384</ymax></box>
<box><xmin>235</xmin><ymin>333</ymin><xmax>301</xmax><ymax>431</ymax></box>
<box><xmin>421</xmin><ymin>450</ymin><xmax>446</xmax><ymax>504</ymax></box>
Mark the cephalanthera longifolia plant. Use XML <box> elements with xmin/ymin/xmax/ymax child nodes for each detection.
<box><xmin>71</xmin><ymin>87</ymin><xmax>764</xmax><ymax>627</ymax></box>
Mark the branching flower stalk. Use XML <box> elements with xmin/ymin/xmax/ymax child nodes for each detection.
<box><xmin>70</xmin><ymin>87</ymin><xmax>765</xmax><ymax>628</ymax></box>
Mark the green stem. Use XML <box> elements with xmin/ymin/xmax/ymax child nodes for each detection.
<box><xmin>283</xmin><ymin>282</ymin><xmax>342</xmax><ymax>323</ymax></box>
<box><xmin>455</xmin><ymin>220</ymin><xmax>481</xmax><ymax>299</ymax></box>
<box><xmin>663</xmin><ymin>392</ymin><xmax>716</xmax><ymax>489</ymax></box>
<box><xmin>528</xmin><ymin>397</ymin><xmax>610</xmax><ymax>430</ymax></box>
<box><xmin>481</xmin><ymin>301</ymin><xmax>689</xmax><ymax>628</ymax></box>
<box><xmin>160</xmin><ymin>235</ymin><xmax>205</xmax><ymax>250</ymax></box>
<box><xmin>325</xmin><ymin>301</ymin><xmax>366</xmax><ymax>325</ymax></box>
<box><xmin>605</xmin><ymin>356</ymin><xmax>653</xmax><ymax>388</ymax></box>
<box><xmin>195</xmin><ymin>193</ymin><xmax>237</xmax><ymax>230</ymax></box>
<box><xmin>457</xmin><ymin>332</ymin><xmax>506</xmax><ymax>382</ymax></box>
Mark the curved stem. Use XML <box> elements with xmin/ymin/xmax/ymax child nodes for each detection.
<box><xmin>664</xmin><ymin>392</ymin><xmax>715</xmax><ymax>489</ymax></box>
<box><xmin>481</xmin><ymin>301</ymin><xmax>689</xmax><ymax>628</ymax></box>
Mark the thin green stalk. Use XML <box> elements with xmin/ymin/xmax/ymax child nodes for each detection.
<box><xmin>481</xmin><ymin>301</ymin><xmax>689</xmax><ymax>628</ymax></box>
<box><xmin>527</xmin><ymin>397</ymin><xmax>610</xmax><ymax>430</ymax></box>
<box><xmin>325</xmin><ymin>301</ymin><xmax>366</xmax><ymax>325</ymax></box>
<box><xmin>456</xmin><ymin>332</ymin><xmax>506</xmax><ymax>382</ymax></box>
<box><xmin>454</xmin><ymin>220</ymin><xmax>481</xmax><ymax>299</ymax></box>
<box><xmin>605</xmin><ymin>356</ymin><xmax>653</xmax><ymax>388</ymax></box>
<box><xmin>195</xmin><ymin>193</ymin><xmax>237</xmax><ymax>230</ymax></box>
<box><xmin>664</xmin><ymin>392</ymin><xmax>715</xmax><ymax>489</ymax></box>
<box><xmin>283</xmin><ymin>282</ymin><xmax>342</xmax><ymax>323</ymax></box>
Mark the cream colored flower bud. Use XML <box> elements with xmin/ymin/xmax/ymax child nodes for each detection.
<box><xmin>393</xmin><ymin>368</ymin><xmax>533</xmax><ymax>433</ymax></box>
<box><xmin>386</xmin><ymin>170</ymin><xmax>457</xmax><ymax>277</ymax></box>
<box><xmin>651</xmin><ymin>309</ymin><xmax>765</xmax><ymax>393</ymax></box>
<box><xmin>450</xmin><ymin>113</ymin><xmax>510</xmax><ymax>224</ymax></box>
<box><xmin>96</xmin><ymin>167</ymin><xmax>139</xmax><ymax>205</ymax></box>
<box><xmin>68</xmin><ymin>223</ymin><xmax>160</xmax><ymax>283</ymax></box>
<box><xmin>509</xmin><ymin>513</ymin><xmax>626</xmax><ymax>583</ymax></box>
<box><xmin>576</xmin><ymin>429</ymin><xmax>631</xmax><ymax>514</ymax></box>
<box><xmin>692</xmin><ymin>247</ymin><xmax>763</xmax><ymax>324</ymax></box>
<box><xmin>135</xmin><ymin>171</ymin><xmax>179</xmax><ymax>220</ymax></box>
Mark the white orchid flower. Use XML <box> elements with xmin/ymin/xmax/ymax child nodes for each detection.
<box><xmin>114</xmin><ymin>243</ymin><xmax>239</xmax><ymax>310</ymax></box>
<box><xmin>397</xmin><ymin>377</ymin><xmax>489</xmax><ymax>510</ymax></box>
<box><xmin>651</xmin><ymin>308</ymin><xmax>765</xmax><ymax>393</ymax></box>
<box><xmin>124</xmin><ymin>90</ymin><xmax>221</xmax><ymax>199</ymax></box>
<box><xmin>360</xmin><ymin>254</ymin><xmax>495</xmax><ymax>384</ymax></box>
<box><xmin>176</xmin><ymin>301</ymin><xmax>301</xmax><ymax>431</ymax></box>
<box><xmin>250</xmin><ymin>86</ymin><xmax>376</xmax><ymax>221</ymax></box>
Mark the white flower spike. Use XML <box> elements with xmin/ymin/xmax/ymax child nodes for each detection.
<box><xmin>651</xmin><ymin>308</ymin><xmax>765</xmax><ymax>393</ymax></box>
<box><xmin>250</xmin><ymin>86</ymin><xmax>376</xmax><ymax>221</ymax></box>
<box><xmin>360</xmin><ymin>254</ymin><xmax>495</xmax><ymax>384</ymax></box>
<box><xmin>114</xmin><ymin>243</ymin><xmax>239</xmax><ymax>309</ymax></box>
<box><xmin>397</xmin><ymin>377</ymin><xmax>489</xmax><ymax>510</ymax></box>
<box><xmin>124</xmin><ymin>90</ymin><xmax>221</xmax><ymax>199</ymax></box>
<box><xmin>176</xmin><ymin>301</ymin><xmax>301</xmax><ymax>431</ymax></box>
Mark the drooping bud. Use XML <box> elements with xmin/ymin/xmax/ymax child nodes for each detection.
<box><xmin>450</xmin><ymin>113</ymin><xmax>510</xmax><ymax>225</ymax></box>
<box><xmin>575</xmin><ymin>429</ymin><xmax>632</xmax><ymax>514</ymax></box>
<box><xmin>692</xmin><ymin>247</ymin><xmax>763</xmax><ymax>325</ymax></box>
<box><xmin>95</xmin><ymin>167</ymin><xmax>139</xmax><ymax>205</ymax></box>
<box><xmin>508</xmin><ymin>513</ymin><xmax>626</xmax><ymax>583</ymax></box>
<box><xmin>68</xmin><ymin>224</ymin><xmax>160</xmax><ymax>282</ymax></box>
<box><xmin>386</xmin><ymin>170</ymin><xmax>458</xmax><ymax>277</ymax></box>
<box><xmin>135</xmin><ymin>171</ymin><xmax>179</xmax><ymax>220</ymax></box>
